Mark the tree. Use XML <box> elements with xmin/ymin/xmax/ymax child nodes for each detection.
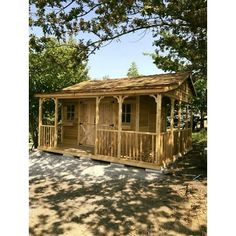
<box><xmin>29</xmin><ymin>38</ymin><xmax>89</xmax><ymax>147</ymax></box>
<box><xmin>127</xmin><ymin>62</ymin><xmax>140</xmax><ymax>77</ymax></box>
<box><xmin>30</xmin><ymin>0</ymin><xmax>207</xmax><ymax>126</ymax></box>
<box><xmin>102</xmin><ymin>75</ymin><xmax>110</xmax><ymax>80</ymax></box>
<box><xmin>29</xmin><ymin>1</ymin><xmax>206</xmax><ymax>62</ymax></box>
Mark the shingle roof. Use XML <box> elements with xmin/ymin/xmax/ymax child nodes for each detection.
<box><xmin>63</xmin><ymin>72</ymin><xmax>192</xmax><ymax>93</ymax></box>
<box><xmin>35</xmin><ymin>72</ymin><xmax>196</xmax><ymax>97</ymax></box>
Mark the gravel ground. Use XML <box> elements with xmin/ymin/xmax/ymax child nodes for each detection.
<box><xmin>29</xmin><ymin>150</ymin><xmax>207</xmax><ymax>236</ymax></box>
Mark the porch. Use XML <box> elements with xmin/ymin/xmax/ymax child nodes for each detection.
<box><xmin>37</xmin><ymin>93</ymin><xmax>193</xmax><ymax>170</ymax></box>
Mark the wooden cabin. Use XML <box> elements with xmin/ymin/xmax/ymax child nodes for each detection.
<box><xmin>35</xmin><ymin>72</ymin><xmax>196</xmax><ymax>170</ymax></box>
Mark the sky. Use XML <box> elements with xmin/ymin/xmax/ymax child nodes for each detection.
<box><xmin>32</xmin><ymin>26</ymin><xmax>163</xmax><ymax>80</ymax></box>
<box><xmin>30</xmin><ymin>3</ymin><xmax>163</xmax><ymax>80</ymax></box>
<box><xmin>87</xmin><ymin>30</ymin><xmax>164</xmax><ymax>79</ymax></box>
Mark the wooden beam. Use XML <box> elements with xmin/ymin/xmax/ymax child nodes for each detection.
<box><xmin>135</xmin><ymin>96</ymin><xmax>140</xmax><ymax>132</ymax></box>
<box><xmin>178</xmin><ymin>100</ymin><xmax>182</xmax><ymax>154</ymax></box>
<box><xmin>170</xmin><ymin>98</ymin><xmax>175</xmax><ymax>159</ymax></box>
<box><xmin>94</xmin><ymin>96</ymin><xmax>104</xmax><ymax>155</ymax></box>
<box><xmin>38</xmin><ymin>98</ymin><xmax>43</xmax><ymax>147</ymax></box>
<box><xmin>114</xmin><ymin>95</ymin><xmax>128</xmax><ymax>158</ymax></box>
<box><xmin>61</xmin><ymin>103</ymin><xmax>64</xmax><ymax>143</ymax></box>
<box><xmin>150</xmin><ymin>94</ymin><xmax>162</xmax><ymax>165</ymax></box>
<box><xmin>156</xmin><ymin>94</ymin><xmax>162</xmax><ymax>165</ymax></box>
<box><xmin>77</xmin><ymin>100</ymin><xmax>80</xmax><ymax>145</ymax></box>
<box><xmin>117</xmin><ymin>96</ymin><xmax>122</xmax><ymax>158</ymax></box>
<box><xmin>186</xmin><ymin>104</ymin><xmax>189</xmax><ymax>129</ymax></box>
<box><xmin>54</xmin><ymin>98</ymin><xmax>58</xmax><ymax>147</ymax></box>
<box><xmin>34</xmin><ymin>85</ymin><xmax>179</xmax><ymax>99</ymax></box>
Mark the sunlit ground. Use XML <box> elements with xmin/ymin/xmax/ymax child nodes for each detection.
<box><xmin>29</xmin><ymin>147</ymin><xmax>206</xmax><ymax>236</ymax></box>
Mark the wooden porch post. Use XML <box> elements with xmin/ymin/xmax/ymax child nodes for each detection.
<box><xmin>178</xmin><ymin>100</ymin><xmax>182</xmax><ymax>155</ymax></box>
<box><xmin>150</xmin><ymin>94</ymin><xmax>162</xmax><ymax>165</ymax></box>
<box><xmin>77</xmin><ymin>100</ymin><xmax>80</xmax><ymax>145</ymax></box>
<box><xmin>170</xmin><ymin>98</ymin><xmax>175</xmax><ymax>159</ymax></box>
<box><xmin>186</xmin><ymin>104</ymin><xmax>189</xmax><ymax>129</ymax></box>
<box><xmin>135</xmin><ymin>96</ymin><xmax>140</xmax><ymax>132</ymax></box>
<box><xmin>114</xmin><ymin>95</ymin><xmax>128</xmax><ymax>158</ymax></box>
<box><xmin>117</xmin><ymin>96</ymin><xmax>123</xmax><ymax>158</ymax></box>
<box><xmin>156</xmin><ymin>94</ymin><xmax>162</xmax><ymax>165</ymax></box>
<box><xmin>189</xmin><ymin>105</ymin><xmax>193</xmax><ymax>147</ymax></box>
<box><xmin>61</xmin><ymin>103</ymin><xmax>63</xmax><ymax>143</ymax></box>
<box><xmin>54</xmin><ymin>98</ymin><xmax>58</xmax><ymax>147</ymax></box>
<box><xmin>38</xmin><ymin>98</ymin><xmax>43</xmax><ymax>147</ymax></box>
<box><xmin>94</xmin><ymin>96</ymin><xmax>104</xmax><ymax>155</ymax></box>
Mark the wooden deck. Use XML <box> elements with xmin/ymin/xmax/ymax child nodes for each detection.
<box><xmin>38</xmin><ymin>145</ymin><xmax>165</xmax><ymax>171</ymax></box>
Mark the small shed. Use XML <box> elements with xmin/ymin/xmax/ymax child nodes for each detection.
<box><xmin>35</xmin><ymin>72</ymin><xmax>196</xmax><ymax>170</ymax></box>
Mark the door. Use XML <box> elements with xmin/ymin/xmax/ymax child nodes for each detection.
<box><xmin>79</xmin><ymin>102</ymin><xmax>96</xmax><ymax>146</ymax></box>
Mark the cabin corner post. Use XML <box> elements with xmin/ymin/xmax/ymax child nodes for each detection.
<box><xmin>135</xmin><ymin>96</ymin><xmax>140</xmax><ymax>156</ymax></box>
<box><xmin>95</xmin><ymin>96</ymin><xmax>103</xmax><ymax>155</ymax></box>
<box><xmin>117</xmin><ymin>96</ymin><xmax>123</xmax><ymax>159</ymax></box>
<box><xmin>150</xmin><ymin>94</ymin><xmax>162</xmax><ymax>165</ymax></box>
<box><xmin>54</xmin><ymin>98</ymin><xmax>58</xmax><ymax>147</ymax></box>
<box><xmin>170</xmin><ymin>98</ymin><xmax>175</xmax><ymax>160</ymax></box>
<box><xmin>38</xmin><ymin>98</ymin><xmax>43</xmax><ymax>147</ymax></box>
<box><xmin>156</xmin><ymin>94</ymin><xmax>162</xmax><ymax>165</ymax></box>
<box><xmin>178</xmin><ymin>100</ymin><xmax>182</xmax><ymax>155</ymax></box>
<box><xmin>114</xmin><ymin>95</ymin><xmax>127</xmax><ymax>159</ymax></box>
<box><xmin>189</xmin><ymin>105</ymin><xmax>193</xmax><ymax>148</ymax></box>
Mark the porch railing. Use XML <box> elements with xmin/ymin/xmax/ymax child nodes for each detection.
<box><xmin>120</xmin><ymin>131</ymin><xmax>157</xmax><ymax>163</ymax></box>
<box><xmin>160</xmin><ymin>131</ymin><xmax>172</xmax><ymax>163</ymax></box>
<box><xmin>97</xmin><ymin>128</ymin><xmax>192</xmax><ymax>165</ymax></box>
<box><xmin>39</xmin><ymin>125</ymin><xmax>55</xmax><ymax>148</ymax></box>
<box><xmin>180</xmin><ymin>128</ymin><xmax>192</xmax><ymax>153</ymax></box>
<box><xmin>97</xmin><ymin>129</ymin><xmax>118</xmax><ymax>157</ymax></box>
<box><xmin>97</xmin><ymin>129</ymin><xmax>157</xmax><ymax>163</ymax></box>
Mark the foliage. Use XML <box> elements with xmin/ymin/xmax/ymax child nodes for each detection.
<box><xmin>192</xmin><ymin>129</ymin><xmax>207</xmax><ymax>144</ymax></box>
<box><xmin>29</xmin><ymin>38</ymin><xmax>89</xmax><ymax>147</ymax></box>
<box><xmin>102</xmin><ymin>75</ymin><xmax>110</xmax><ymax>80</ymax></box>
<box><xmin>29</xmin><ymin>1</ymin><xmax>207</xmax><ymax>63</ymax></box>
<box><xmin>127</xmin><ymin>62</ymin><xmax>140</xmax><ymax>77</ymax></box>
<box><xmin>29</xmin><ymin>0</ymin><xmax>207</xmax><ymax>126</ymax></box>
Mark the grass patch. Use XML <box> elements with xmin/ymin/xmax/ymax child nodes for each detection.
<box><xmin>192</xmin><ymin>129</ymin><xmax>207</xmax><ymax>144</ymax></box>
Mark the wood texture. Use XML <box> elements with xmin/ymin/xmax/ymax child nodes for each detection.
<box><xmin>178</xmin><ymin>101</ymin><xmax>182</xmax><ymax>154</ymax></box>
<box><xmin>38</xmin><ymin>98</ymin><xmax>43</xmax><ymax>147</ymax></box>
<box><xmin>35</xmin><ymin>72</ymin><xmax>196</xmax><ymax>99</ymax></box>
<box><xmin>170</xmin><ymin>98</ymin><xmax>175</xmax><ymax>159</ymax></box>
<box><xmin>37</xmin><ymin>73</ymin><xmax>195</xmax><ymax>169</ymax></box>
<box><xmin>54</xmin><ymin>98</ymin><xmax>58</xmax><ymax>147</ymax></box>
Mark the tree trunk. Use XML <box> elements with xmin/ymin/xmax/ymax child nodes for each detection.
<box><xmin>29</xmin><ymin>118</ymin><xmax>38</xmax><ymax>148</ymax></box>
<box><xmin>200</xmin><ymin>108</ymin><xmax>205</xmax><ymax>129</ymax></box>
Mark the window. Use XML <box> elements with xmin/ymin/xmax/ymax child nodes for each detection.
<box><xmin>66</xmin><ymin>104</ymin><xmax>75</xmax><ymax>121</ymax></box>
<box><xmin>122</xmin><ymin>104</ymin><xmax>131</xmax><ymax>123</ymax></box>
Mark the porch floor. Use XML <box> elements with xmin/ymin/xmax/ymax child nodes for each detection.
<box><xmin>38</xmin><ymin>144</ymin><xmax>162</xmax><ymax>171</ymax></box>
<box><xmin>39</xmin><ymin>144</ymin><xmax>94</xmax><ymax>157</ymax></box>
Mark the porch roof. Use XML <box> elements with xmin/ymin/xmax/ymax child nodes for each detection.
<box><xmin>35</xmin><ymin>72</ymin><xmax>196</xmax><ymax>97</ymax></box>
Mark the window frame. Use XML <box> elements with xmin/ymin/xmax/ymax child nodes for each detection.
<box><xmin>66</xmin><ymin>104</ymin><xmax>75</xmax><ymax>121</ymax></box>
<box><xmin>122</xmin><ymin>103</ymin><xmax>132</xmax><ymax>124</ymax></box>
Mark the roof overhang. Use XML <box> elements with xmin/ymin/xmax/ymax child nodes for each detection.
<box><xmin>35</xmin><ymin>72</ymin><xmax>197</xmax><ymax>99</ymax></box>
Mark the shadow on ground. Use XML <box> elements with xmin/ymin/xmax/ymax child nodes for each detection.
<box><xmin>29</xmin><ymin>142</ymin><xmax>207</xmax><ymax>236</ymax></box>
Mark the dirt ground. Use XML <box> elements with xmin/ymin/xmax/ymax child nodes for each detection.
<box><xmin>29</xmin><ymin>143</ymin><xmax>207</xmax><ymax>236</ymax></box>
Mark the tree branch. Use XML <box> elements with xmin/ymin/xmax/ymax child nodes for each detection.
<box><xmin>56</xmin><ymin>0</ymin><xmax>76</xmax><ymax>14</ymax></box>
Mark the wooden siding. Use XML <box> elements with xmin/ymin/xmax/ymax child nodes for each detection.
<box><xmin>38</xmin><ymin>77</ymin><xmax>194</xmax><ymax>169</ymax></box>
<box><xmin>61</xmin><ymin>100</ymin><xmax>78</xmax><ymax>145</ymax></box>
